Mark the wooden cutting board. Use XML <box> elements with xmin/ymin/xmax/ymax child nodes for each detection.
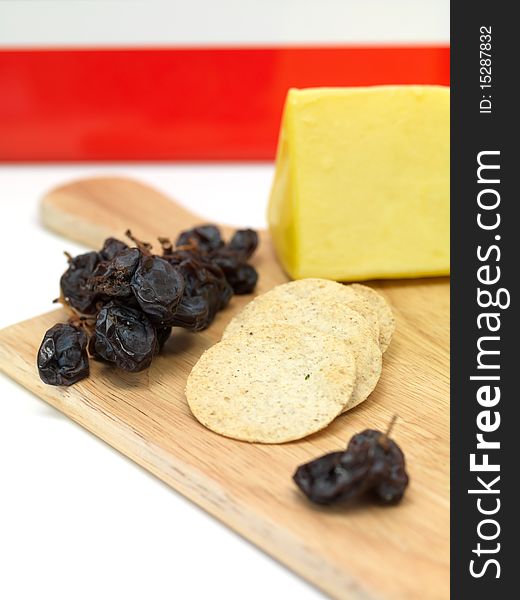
<box><xmin>0</xmin><ymin>177</ymin><xmax>449</xmax><ymax>600</ymax></box>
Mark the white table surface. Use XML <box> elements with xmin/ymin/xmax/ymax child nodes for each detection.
<box><xmin>0</xmin><ymin>164</ymin><xmax>323</xmax><ymax>600</ymax></box>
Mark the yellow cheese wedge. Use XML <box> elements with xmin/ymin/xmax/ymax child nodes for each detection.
<box><xmin>267</xmin><ymin>86</ymin><xmax>450</xmax><ymax>281</ymax></box>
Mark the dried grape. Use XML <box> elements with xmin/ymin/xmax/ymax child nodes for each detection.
<box><xmin>211</xmin><ymin>248</ymin><xmax>258</xmax><ymax>294</ymax></box>
<box><xmin>171</xmin><ymin>295</ymin><xmax>210</xmax><ymax>331</ymax></box>
<box><xmin>37</xmin><ymin>323</ymin><xmax>89</xmax><ymax>386</ymax></box>
<box><xmin>89</xmin><ymin>247</ymin><xmax>141</xmax><ymax>297</ymax></box>
<box><xmin>41</xmin><ymin>223</ymin><xmax>259</xmax><ymax>385</ymax></box>
<box><xmin>228</xmin><ymin>228</ymin><xmax>258</xmax><ymax>258</ymax></box>
<box><xmin>293</xmin><ymin>427</ymin><xmax>409</xmax><ymax>506</ymax></box>
<box><xmin>175</xmin><ymin>225</ymin><xmax>224</xmax><ymax>253</ymax></box>
<box><xmin>93</xmin><ymin>303</ymin><xmax>157</xmax><ymax>372</ymax></box>
<box><xmin>131</xmin><ymin>256</ymin><xmax>185</xmax><ymax>325</ymax></box>
<box><xmin>99</xmin><ymin>237</ymin><xmax>129</xmax><ymax>261</ymax></box>
<box><xmin>60</xmin><ymin>251</ymin><xmax>101</xmax><ymax>314</ymax></box>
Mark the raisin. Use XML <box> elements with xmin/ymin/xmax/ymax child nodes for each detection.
<box><xmin>293</xmin><ymin>450</ymin><xmax>373</xmax><ymax>505</ymax></box>
<box><xmin>175</xmin><ymin>225</ymin><xmax>224</xmax><ymax>253</ymax></box>
<box><xmin>93</xmin><ymin>303</ymin><xmax>157</xmax><ymax>372</ymax></box>
<box><xmin>178</xmin><ymin>256</ymin><xmax>232</xmax><ymax>322</ymax></box>
<box><xmin>43</xmin><ymin>225</ymin><xmax>259</xmax><ymax>385</ymax></box>
<box><xmin>89</xmin><ymin>247</ymin><xmax>141</xmax><ymax>297</ymax></box>
<box><xmin>131</xmin><ymin>256</ymin><xmax>185</xmax><ymax>325</ymax></box>
<box><xmin>60</xmin><ymin>251</ymin><xmax>101</xmax><ymax>314</ymax></box>
<box><xmin>228</xmin><ymin>228</ymin><xmax>259</xmax><ymax>259</ymax></box>
<box><xmin>37</xmin><ymin>323</ymin><xmax>89</xmax><ymax>386</ymax></box>
<box><xmin>228</xmin><ymin>263</ymin><xmax>258</xmax><ymax>294</ymax></box>
<box><xmin>211</xmin><ymin>248</ymin><xmax>258</xmax><ymax>294</ymax></box>
<box><xmin>171</xmin><ymin>295</ymin><xmax>210</xmax><ymax>331</ymax></box>
<box><xmin>293</xmin><ymin>423</ymin><xmax>409</xmax><ymax>506</ymax></box>
<box><xmin>197</xmin><ymin>257</ymin><xmax>233</xmax><ymax>310</ymax></box>
<box><xmin>99</xmin><ymin>237</ymin><xmax>129</xmax><ymax>261</ymax></box>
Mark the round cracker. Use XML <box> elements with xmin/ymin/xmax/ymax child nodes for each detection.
<box><xmin>273</xmin><ymin>279</ymin><xmax>381</xmax><ymax>345</ymax></box>
<box><xmin>223</xmin><ymin>280</ymin><xmax>382</xmax><ymax>409</ymax></box>
<box><xmin>223</xmin><ymin>279</ymin><xmax>379</xmax><ymax>344</ymax></box>
<box><xmin>186</xmin><ymin>324</ymin><xmax>357</xmax><ymax>443</ymax></box>
<box><xmin>233</xmin><ymin>279</ymin><xmax>380</xmax><ymax>344</ymax></box>
<box><xmin>350</xmin><ymin>284</ymin><xmax>395</xmax><ymax>352</ymax></box>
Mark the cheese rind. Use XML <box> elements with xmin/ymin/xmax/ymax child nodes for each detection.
<box><xmin>267</xmin><ymin>86</ymin><xmax>450</xmax><ymax>281</ymax></box>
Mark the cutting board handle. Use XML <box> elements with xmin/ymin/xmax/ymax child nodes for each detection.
<box><xmin>40</xmin><ymin>176</ymin><xmax>215</xmax><ymax>250</ymax></box>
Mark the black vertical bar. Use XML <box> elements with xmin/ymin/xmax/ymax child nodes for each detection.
<box><xmin>452</xmin><ymin>3</ymin><xmax>518</xmax><ymax>597</ymax></box>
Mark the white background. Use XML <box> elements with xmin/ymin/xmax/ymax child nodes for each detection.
<box><xmin>0</xmin><ymin>164</ymin><xmax>326</xmax><ymax>600</ymax></box>
<box><xmin>0</xmin><ymin>0</ymin><xmax>449</xmax><ymax>47</ymax></box>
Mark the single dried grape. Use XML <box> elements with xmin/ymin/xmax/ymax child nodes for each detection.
<box><xmin>177</xmin><ymin>256</ymin><xmax>232</xmax><ymax>319</ymax></box>
<box><xmin>293</xmin><ymin>451</ymin><xmax>373</xmax><ymax>505</ymax></box>
<box><xmin>99</xmin><ymin>237</ymin><xmax>129</xmax><ymax>261</ymax></box>
<box><xmin>197</xmin><ymin>257</ymin><xmax>233</xmax><ymax>310</ymax></box>
<box><xmin>175</xmin><ymin>225</ymin><xmax>224</xmax><ymax>253</ymax></box>
<box><xmin>131</xmin><ymin>256</ymin><xmax>185</xmax><ymax>325</ymax></box>
<box><xmin>228</xmin><ymin>263</ymin><xmax>258</xmax><ymax>294</ymax></box>
<box><xmin>37</xmin><ymin>323</ymin><xmax>89</xmax><ymax>386</ymax></box>
<box><xmin>228</xmin><ymin>229</ymin><xmax>258</xmax><ymax>259</ymax></box>
<box><xmin>171</xmin><ymin>295</ymin><xmax>210</xmax><ymax>331</ymax></box>
<box><xmin>94</xmin><ymin>303</ymin><xmax>157</xmax><ymax>372</ymax></box>
<box><xmin>293</xmin><ymin>428</ymin><xmax>409</xmax><ymax>506</ymax></box>
<box><xmin>89</xmin><ymin>247</ymin><xmax>141</xmax><ymax>297</ymax></box>
<box><xmin>211</xmin><ymin>248</ymin><xmax>258</xmax><ymax>294</ymax></box>
<box><xmin>60</xmin><ymin>251</ymin><xmax>101</xmax><ymax>314</ymax></box>
<box><xmin>163</xmin><ymin>249</ymin><xmax>231</xmax><ymax>330</ymax></box>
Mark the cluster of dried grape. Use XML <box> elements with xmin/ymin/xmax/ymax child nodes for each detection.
<box><xmin>37</xmin><ymin>226</ymin><xmax>259</xmax><ymax>386</ymax></box>
<box><xmin>293</xmin><ymin>427</ymin><xmax>409</xmax><ymax>506</ymax></box>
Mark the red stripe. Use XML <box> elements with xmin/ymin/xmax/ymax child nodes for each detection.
<box><xmin>0</xmin><ymin>47</ymin><xmax>449</xmax><ymax>161</ymax></box>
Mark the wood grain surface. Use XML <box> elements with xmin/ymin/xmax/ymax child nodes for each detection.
<box><xmin>0</xmin><ymin>177</ymin><xmax>449</xmax><ymax>600</ymax></box>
